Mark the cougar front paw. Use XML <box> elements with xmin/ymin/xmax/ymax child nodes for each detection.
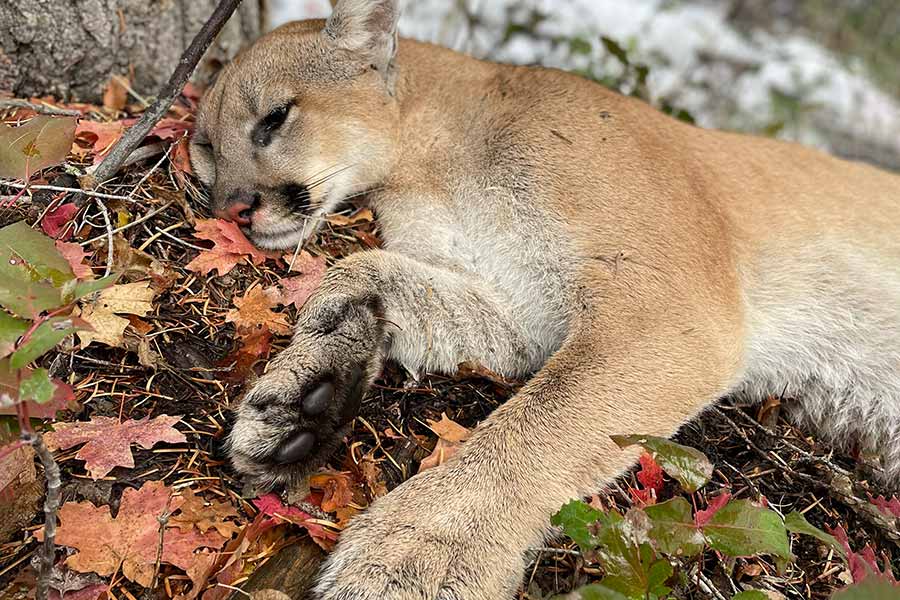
<box><xmin>228</xmin><ymin>299</ymin><xmax>384</xmax><ymax>489</ymax></box>
<box><xmin>314</xmin><ymin>468</ymin><xmax>526</xmax><ymax>600</ymax></box>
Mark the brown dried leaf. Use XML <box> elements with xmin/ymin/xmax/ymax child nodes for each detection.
<box><xmin>102</xmin><ymin>76</ymin><xmax>129</xmax><ymax>112</ymax></box>
<box><xmin>226</xmin><ymin>286</ymin><xmax>291</xmax><ymax>337</ymax></box>
<box><xmin>309</xmin><ymin>471</ymin><xmax>355</xmax><ymax>513</ymax></box>
<box><xmin>45</xmin><ymin>415</ymin><xmax>186</xmax><ymax>479</ymax></box>
<box><xmin>39</xmin><ymin>480</ymin><xmax>225</xmax><ymax>587</ymax></box>
<box><xmin>428</xmin><ymin>413</ymin><xmax>471</xmax><ymax>443</ymax></box>
<box><xmin>77</xmin><ymin>281</ymin><xmax>155</xmax><ymax>348</ymax></box>
<box><xmin>170</xmin><ymin>487</ymin><xmax>241</xmax><ymax>539</ymax></box>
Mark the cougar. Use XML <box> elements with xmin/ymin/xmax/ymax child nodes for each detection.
<box><xmin>190</xmin><ymin>0</ymin><xmax>900</xmax><ymax>597</ymax></box>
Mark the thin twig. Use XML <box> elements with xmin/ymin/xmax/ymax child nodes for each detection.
<box><xmin>87</xmin><ymin>0</ymin><xmax>245</xmax><ymax>187</ymax></box>
<box><xmin>0</xmin><ymin>181</ymin><xmax>139</xmax><ymax>202</ymax></box>
<box><xmin>0</xmin><ymin>99</ymin><xmax>82</xmax><ymax>117</ymax></box>
<box><xmin>147</xmin><ymin>495</ymin><xmax>174</xmax><ymax>596</ymax></box>
<box><xmin>94</xmin><ymin>199</ymin><xmax>115</xmax><ymax>278</ymax></box>
<box><xmin>26</xmin><ymin>431</ymin><xmax>61</xmax><ymax>600</ymax></box>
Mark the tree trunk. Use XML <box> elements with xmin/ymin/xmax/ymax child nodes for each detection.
<box><xmin>0</xmin><ymin>0</ymin><xmax>266</xmax><ymax>103</ymax></box>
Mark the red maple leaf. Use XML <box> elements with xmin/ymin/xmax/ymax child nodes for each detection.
<box><xmin>74</xmin><ymin>120</ymin><xmax>124</xmax><ymax>162</ymax></box>
<box><xmin>41</xmin><ymin>203</ymin><xmax>80</xmax><ymax>239</ymax></box>
<box><xmin>869</xmin><ymin>494</ymin><xmax>900</xmax><ymax>519</ymax></box>
<box><xmin>45</xmin><ymin>415</ymin><xmax>186</xmax><ymax>479</ymax></box>
<box><xmin>829</xmin><ymin>524</ymin><xmax>897</xmax><ymax>584</ymax></box>
<box><xmin>695</xmin><ymin>492</ymin><xmax>732</xmax><ymax>527</ymax></box>
<box><xmin>280</xmin><ymin>251</ymin><xmax>327</xmax><ymax>309</ymax></box>
<box><xmin>38</xmin><ymin>480</ymin><xmax>225</xmax><ymax>587</ymax></box>
<box><xmin>55</xmin><ymin>241</ymin><xmax>92</xmax><ymax>279</ymax></box>
<box><xmin>628</xmin><ymin>452</ymin><xmax>665</xmax><ymax>506</ymax></box>
<box><xmin>186</xmin><ymin>219</ymin><xmax>280</xmax><ymax>276</ymax></box>
<box><xmin>253</xmin><ymin>493</ymin><xmax>339</xmax><ymax>550</ymax></box>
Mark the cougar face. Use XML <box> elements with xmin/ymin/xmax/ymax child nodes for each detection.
<box><xmin>191</xmin><ymin>18</ymin><xmax>399</xmax><ymax>249</ymax></box>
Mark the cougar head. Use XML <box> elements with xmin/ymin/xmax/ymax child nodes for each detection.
<box><xmin>191</xmin><ymin>0</ymin><xmax>400</xmax><ymax>249</ymax></box>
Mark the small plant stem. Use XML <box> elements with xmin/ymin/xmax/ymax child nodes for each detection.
<box><xmin>25</xmin><ymin>430</ymin><xmax>61</xmax><ymax>600</ymax></box>
<box><xmin>86</xmin><ymin>0</ymin><xmax>245</xmax><ymax>188</ymax></box>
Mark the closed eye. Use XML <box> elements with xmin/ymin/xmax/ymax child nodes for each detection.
<box><xmin>252</xmin><ymin>104</ymin><xmax>292</xmax><ymax>147</ymax></box>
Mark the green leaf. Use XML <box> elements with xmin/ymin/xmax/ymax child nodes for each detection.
<box><xmin>732</xmin><ymin>592</ymin><xmax>769</xmax><ymax>600</ymax></box>
<box><xmin>644</xmin><ymin>497</ymin><xmax>705</xmax><ymax>557</ymax></box>
<box><xmin>555</xmin><ymin>584</ymin><xmax>630</xmax><ymax>600</ymax></box>
<box><xmin>611</xmin><ymin>434</ymin><xmax>713</xmax><ymax>492</ymax></box>
<box><xmin>703</xmin><ymin>499</ymin><xmax>791</xmax><ymax>559</ymax></box>
<box><xmin>784</xmin><ymin>511</ymin><xmax>846</xmax><ymax>558</ymax></box>
<box><xmin>552</xmin><ymin>500</ymin><xmax>603</xmax><ymax>551</ymax></box>
<box><xmin>9</xmin><ymin>316</ymin><xmax>82</xmax><ymax>369</ymax></box>
<box><xmin>66</xmin><ymin>274</ymin><xmax>118</xmax><ymax>303</ymax></box>
<box><xmin>0</xmin><ymin>311</ymin><xmax>28</xmax><ymax>359</ymax></box>
<box><xmin>599</xmin><ymin>541</ymin><xmax>672</xmax><ymax>600</ymax></box>
<box><xmin>0</xmin><ymin>115</ymin><xmax>76</xmax><ymax>180</ymax></box>
<box><xmin>569</xmin><ymin>37</ymin><xmax>593</xmax><ymax>56</ymax></box>
<box><xmin>18</xmin><ymin>368</ymin><xmax>55</xmax><ymax>404</ymax></box>
<box><xmin>0</xmin><ymin>221</ymin><xmax>101</xmax><ymax>318</ymax></box>
<box><xmin>831</xmin><ymin>577</ymin><xmax>900</xmax><ymax>600</ymax></box>
<box><xmin>601</xmin><ymin>36</ymin><xmax>630</xmax><ymax>66</ymax></box>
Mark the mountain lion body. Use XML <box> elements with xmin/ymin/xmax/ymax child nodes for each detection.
<box><xmin>191</xmin><ymin>1</ymin><xmax>900</xmax><ymax>597</ymax></box>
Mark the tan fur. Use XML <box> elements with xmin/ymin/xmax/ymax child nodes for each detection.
<box><xmin>191</xmin><ymin>1</ymin><xmax>900</xmax><ymax>597</ymax></box>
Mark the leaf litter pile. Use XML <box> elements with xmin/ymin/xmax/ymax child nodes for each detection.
<box><xmin>1</xmin><ymin>85</ymin><xmax>899</xmax><ymax>600</ymax></box>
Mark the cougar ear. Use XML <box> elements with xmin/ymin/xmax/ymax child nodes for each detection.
<box><xmin>324</xmin><ymin>0</ymin><xmax>399</xmax><ymax>79</ymax></box>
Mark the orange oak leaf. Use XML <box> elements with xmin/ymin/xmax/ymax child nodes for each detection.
<box><xmin>186</xmin><ymin>219</ymin><xmax>279</xmax><ymax>277</ymax></box>
<box><xmin>38</xmin><ymin>480</ymin><xmax>225</xmax><ymax>587</ymax></box>
<box><xmin>418</xmin><ymin>414</ymin><xmax>471</xmax><ymax>472</ymax></box>
<box><xmin>218</xmin><ymin>327</ymin><xmax>271</xmax><ymax>383</ymax></box>
<box><xmin>44</xmin><ymin>415</ymin><xmax>186</xmax><ymax>479</ymax></box>
<box><xmin>55</xmin><ymin>241</ymin><xmax>92</xmax><ymax>279</ymax></box>
<box><xmin>279</xmin><ymin>252</ymin><xmax>326</xmax><ymax>310</ymax></box>
<box><xmin>309</xmin><ymin>471</ymin><xmax>356</xmax><ymax>513</ymax></box>
<box><xmin>170</xmin><ymin>487</ymin><xmax>241</xmax><ymax>539</ymax></box>
<box><xmin>225</xmin><ymin>286</ymin><xmax>292</xmax><ymax>337</ymax></box>
<box><xmin>102</xmin><ymin>76</ymin><xmax>129</xmax><ymax>112</ymax></box>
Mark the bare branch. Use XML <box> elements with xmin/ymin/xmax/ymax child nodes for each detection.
<box><xmin>26</xmin><ymin>431</ymin><xmax>61</xmax><ymax>600</ymax></box>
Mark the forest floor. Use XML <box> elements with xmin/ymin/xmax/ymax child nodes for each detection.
<box><xmin>0</xmin><ymin>86</ymin><xmax>899</xmax><ymax>600</ymax></box>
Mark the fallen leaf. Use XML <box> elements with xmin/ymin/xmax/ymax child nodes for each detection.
<box><xmin>150</xmin><ymin>118</ymin><xmax>192</xmax><ymax>141</ymax></box>
<box><xmin>39</xmin><ymin>480</ymin><xmax>225</xmax><ymax>587</ymax></box>
<box><xmin>41</xmin><ymin>203</ymin><xmax>80</xmax><ymax>239</ymax></box>
<box><xmin>174</xmin><ymin>550</ymin><xmax>218</xmax><ymax>600</ymax></box>
<box><xmin>869</xmin><ymin>494</ymin><xmax>900</xmax><ymax>519</ymax></box>
<box><xmin>74</xmin><ymin>120</ymin><xmax>124</xmax><ymax>162</ymax></box>
<box><xmin>170</xmin><ymin>487</ymin><xmax>241</xmax><ymax>539</ymax></box>
<box><xmin>279</xmin><ymin>252</ymin><xmax>326</xmax><ymax>309</ymax></box>
<box><xmin>45</xmin><ymin>415</ymin><xmax>186</xmax><ymax>479</ymax></box>
<box><xmin>0</xmin><ymin>115</ymin><xmax>76</xmax><ymax>180</ymax></box>
<box><xmin>218</xmin><ymin>327</ymin><xmax>271</xmax><ymax>383</ymax></box>
<box><xmin>0</xmin><ymin>444</ymin><xmax>42</xmax><ymax>544</ymax></box>
<box><xmin>102</xmin><ymin>76</ymin><xmax>129</xmax><ymax>112</ymax></box>
<box><xmin>55</xmin><ymin>241</ymin><xmax>92</xmax><ymax>279</ymax></box>
<box><xmin>226</xmin><ymin>286</ymin><xmax>291</xmax><ymax>337</ymax></box>
<box><xmin>309</xmin><ymin>471</ymin><xmax>355</xmax><ymax>513</ymax></box>
<box><xmin>77</xmin><ymin>281</ymin><xmax>155</xmax><ymax>348</ymax></box>
<box><xmin>611</xmin><ymin>434</ymin><xmax>713</xmax><ymax>493</ymax></box>
<box><xmin>171</xmin><ymin>136</ymin><xmax>193</xmax><ymax>177</ymax></box>
<box><xmin>359</xmin><ymin>456</ymin><xmax>388</xmax><ymax>499</ymax></box>
<box><xmin>428</xmin><ymin>413</ymin><xmax>471</xmax><ymax>443</ymax></box>
<box><xmin>419</xmin><ymin>413</ymin><xmax>471</xmax><ymax>472</ymax></box>
<box><xmin>253</xmin><ymin>493</ymin><xmax>339</xmax><ymax>551</ymax></box>
<box><xmin>186</xmin><ymin>219</ymin><xmax>279</xmax><ymax>277</ymax></box>
<box><xmin>829</xmin><ymin>524</ymin><xmax>897</xmax><ymax>584</ymax></box>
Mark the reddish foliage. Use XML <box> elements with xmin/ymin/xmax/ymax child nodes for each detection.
<box><xmin>829</xmin><ymin>524</ymin><xmax>897</xmax><ymax>584</ymax></box>
<box><xmin>868</xmin><ymin>494</ymin><xmax>900</xmax><ymax>519</ymax></box>
<box><xmin>41</xmin><ymin>203</ymin><xmax>80</xmax><ymax>239</ymax></box>
<box><xmin>45</xmin><ymin>415</ymin><xmax>186</xmax><ymax>479</ymax></box>
<box><xmin>253</xmin><ymin>493</ymin><xmax>340</xmax><ymax>550</ymax></box>
<box><xmin>55</xmin><ymin>241</ymin><xmax>92</xmax><ymax>278</ymax></box>
<box><xmin>186</xmin><ymin>219</ymin><xmax>280</xmax><ymax>276</ymax></box>
<box><xmin>695</xmin><ymin>492</ymin><xmax>732</xmax><ymax>527</ymax></box>
<box><xmin>628</xmin><ymin>452</ymin><xmax>665</xmax><ymax>506</ymax></box>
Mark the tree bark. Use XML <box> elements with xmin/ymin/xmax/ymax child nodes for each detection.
<box><xmin>0</xmin><ymin>0</ymin><xmax>266</xmax><ymax>103</ymax></box>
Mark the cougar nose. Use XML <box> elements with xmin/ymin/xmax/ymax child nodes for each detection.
<box><xmin>215</xmin><ymin>190</ymin><xmax>259</xmax><ymax>226</ymax></box>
